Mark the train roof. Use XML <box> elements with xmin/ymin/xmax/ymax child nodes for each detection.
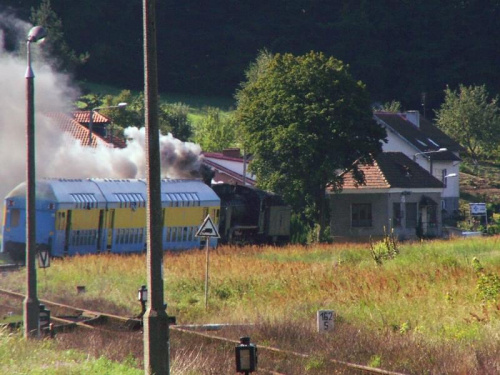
<box><xmin>4</xmin><ymin>178</ymin><xmax>220</xmax><ymax>207</ymax></box>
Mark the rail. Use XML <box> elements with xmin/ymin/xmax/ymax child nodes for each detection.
<box><xmin>0</xmin><ymin>288</ymin><xmax>408</xmax><ymax>375</ymax></box>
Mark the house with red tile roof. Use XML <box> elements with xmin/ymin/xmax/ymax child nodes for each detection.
<box><xmin>329</xmin><ymin>152</ymin><xmax>444</xmax><ymax>240</ymax></box>
<box><xmin>202</xmin><ymin>148</ymin><xmax>256</xmax><ymax>186</ymax></box>
<box><xmin>45</xmin><ymin>112</ymin><xmax>126</xmax><ymax>149</ymax></box>
<box><xmin>374</xmin><ymin>110</ymin><xmax>463</xmax><ymax>217</ymax></box>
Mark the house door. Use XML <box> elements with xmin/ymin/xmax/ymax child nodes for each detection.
<box><xmin>419</xmin><ymin>203</ymin><xmax>438</xmax><ymax>237</ymax></box>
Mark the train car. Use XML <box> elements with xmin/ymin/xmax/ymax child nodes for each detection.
<box><xmin>211</xmin><ymin>183</ymin><xmax>291</xmax><ymax>245</ymax></box>
<box><xmin>1</xmin><ymin>178</ymin><xmax>220</xmax><ymax>261</ymax></box>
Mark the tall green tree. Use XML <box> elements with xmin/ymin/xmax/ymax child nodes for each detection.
<box><xmin>193</xmin><ymin>107</ymin><xmax>237</xmax><ymax>152</ymax></box>
<box><xmin>434</xmin><ymin>84</ymin><xmax>500</xmax><ymax>163</ymax></box>
<box><xmin>160</xmin><ymin>103</ymin><xmax>192</xmax><ymax>141</ymax></box>
<box><xmin>30</xmin><ymin>0</ymin><xmax>89</xmax><ymax>72</ymax></box>
<box><xmin>236</xmin><ymin>51</ymin><xmax>386</xmax><ymax>232</ymax></box>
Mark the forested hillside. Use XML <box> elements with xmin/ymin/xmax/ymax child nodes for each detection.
<box><xmin>3</xmin><ymin>0</ymin><xmax>500</xmax><ymax>112</ymax></box>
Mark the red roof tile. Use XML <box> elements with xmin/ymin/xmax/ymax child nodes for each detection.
<box><xmin>337</xmin><ymin>152</ymin><xmax>443</xmax><ymax>191</ymax></box>
<box><xmin>44</xmin><ymin>112</ymin><xmax>113</xmax><ymax>148</ymax></box>
<box><xmin>73</xmin><ymin>111</ymin><xmax>111</xmax><ymax>124</ymax></box>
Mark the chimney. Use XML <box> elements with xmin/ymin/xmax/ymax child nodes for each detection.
<box><xmin>222</xmin><ymin>148</ymin><xmax>242</xmax><ymax>158</ymax></box>
<box><xmin>405</xmin><ymin>110</ymin><xmax>420</xmax><ymax>128</ymax></box>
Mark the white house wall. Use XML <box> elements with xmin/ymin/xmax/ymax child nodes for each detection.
<box><xmin>382</xmin><ymin>128</ymin><xmax>460</xmax><ymax>213</ymax></box>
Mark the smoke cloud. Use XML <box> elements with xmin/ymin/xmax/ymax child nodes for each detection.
<box><xmin>0</xmin><ymin>14</ymin><xmax>206</xmax><ymax>212</ymax></box>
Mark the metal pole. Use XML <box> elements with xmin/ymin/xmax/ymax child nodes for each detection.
<box><xmin>205</xmin><ymin>237</ymin><xmax>209</xmax><ymax>310</ymax></box>
<box><xmin>88</xmin><ymin>109</ymin><xmax>94</xmax><ymax>146</ymax></box>
<box><xmin>24</xmin><ymin>39</ymin><xmax>40</xmax><ymax>338</ymax></box>
<box><xmin>143</xmin><ymin>1</ymin><xmax>170</xmax><ymax>374</ymax></box>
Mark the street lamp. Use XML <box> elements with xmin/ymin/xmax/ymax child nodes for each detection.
<box><xmin>88</xmin><ymin>102</ymin><xmax>127</xmax><ymax>146</ymax></box>
<box><xmin>25</xmin><ymin>25</ymin><xmax>47</xmax><ymax>338</ymax></box>
<box><xmin>138</xmin><ymin>285</ymin><xmax>148</xmax><ymax>318</ymax></box>
<box><xmin>413</xmin><ymin>148</ymin><xmax>447</xmax><ymax>175</ymax></box>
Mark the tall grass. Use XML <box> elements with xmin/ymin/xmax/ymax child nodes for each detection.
<box><xmin>1</xmin><ymin>237</ymin><xmax>500</xmax><ymax>373</ymax></box>
<box><xmin>0</xmin><ymin>328</ymin><xmax>142</xmax><ymax>374</ymax></box>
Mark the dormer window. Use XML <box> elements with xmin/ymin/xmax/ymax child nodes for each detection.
<box><xmin>396</xmin><ymin>163</ymin><xmax>412</xmax><ymax>178</ymax></box>
<box><xmin>416</xmin><ymin>139</ymin><xmax>428</xmax><ymax>147</ymax></box>
<box><xmin>427</xmin><ymin>138</ymin><xmax>440</xmax><ymax>147</ymax></box>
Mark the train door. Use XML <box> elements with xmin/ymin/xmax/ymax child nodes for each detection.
<box><xmin>63</xmin><ymin>210</ymin><xmax>72</xmax><ymax>256</ymax></box>
<box><xmin>96</xmin><ymin>210</ymin><xmax>105</xmax><ymax>253</ymax></box>
<box><xmin>106</xmin><ymin>209</ymin><xmax>115</xmax><ymax>251</ymax></box>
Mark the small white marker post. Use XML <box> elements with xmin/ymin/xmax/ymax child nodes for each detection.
<box><xmin>317</xmin><ymin>310</ymin><xmax>335</xmax><ymax>333</ymax></box>
<box><xmin>195</xmin><ymin>215</ymin><xmax>220</xmax><ymax>310</ymax></box>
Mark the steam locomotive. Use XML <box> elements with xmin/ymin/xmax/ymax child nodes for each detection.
<box><xmin>1</xmin><ymin>179</ymin><xmax>291</xmax><ymax>262</ymax></box>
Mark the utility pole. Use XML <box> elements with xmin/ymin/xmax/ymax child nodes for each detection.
<box><xmin>143</xmin><ymin>1</ymin><xmax>170</xmax><ymax>374</ymax></box>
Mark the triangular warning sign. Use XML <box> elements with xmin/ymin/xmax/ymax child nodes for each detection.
<box><xmin>195</xmin><ymin>215</ymin><xmax>220</xmax><ymax>238</ymax></box>
<box><xmin>38</xmin><ymin>248</ymin><xmax>50</xmax><ymax>268</ymax></box>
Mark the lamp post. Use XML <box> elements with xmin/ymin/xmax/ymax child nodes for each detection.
<box><xmin>413</xmin><ymin>148</ymin><xmax>447</xmax><ymax>176</ymax></box>
<box><xmin>25</xmin><ymin>25</ymin><xmax>47</xmax><ymax>338</ymax></box>
<box><xmin>88</xmin><ymin>103</ymin><xmax>127</xmax><ymax>146</ymax></box>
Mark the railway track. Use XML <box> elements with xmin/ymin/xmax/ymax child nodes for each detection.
<box><xmin>0</xmin><ymin>288</ymin><xmax>408</xmax><ymax>375</ymax></box>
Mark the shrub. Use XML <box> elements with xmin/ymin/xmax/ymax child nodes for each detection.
<box><xmin>369</xmin><ymin>229</ymin><xmax>399</xmax><ymax>266</ymax></box>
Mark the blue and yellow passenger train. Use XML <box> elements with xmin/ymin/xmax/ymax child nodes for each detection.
<box><xmin>1</xmin><ymin>178</ymin><xmax>220</xmax><ymax>262</ymax></box>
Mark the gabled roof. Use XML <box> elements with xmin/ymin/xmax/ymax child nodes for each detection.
<box><xmin>73</xmin><ymin>111</ymin><xmax>110</xmax><ymax>124</ymax></box>
<box><xmin>374</xmin><ymin>111</ymin><xmax>463</xmax><ymax>161</ymax></box>
<box><xmin>45</xmin><ymin>112</ymin><xmax>111</xmax><ymax>148</ymax></box>
<box><xmin>202</xmin><ymin>149</ymin><xmax>256</xmax><ymax>186</ymax></box>
<box><xmin>336</xmin><ymin>152</ymin><xmax>443</xmax><ymax>191</ymax></box>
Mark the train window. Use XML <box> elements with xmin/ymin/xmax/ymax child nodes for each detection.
<box><xmin>171</xmin><ymin>227</ymin><xmax>177</xmax><ymax>242</ymax></box>
<box><xmin>182</xmin><ymin>227</ymin><xmax>187</xmax><ymax>242</ymax></box>
<box><xmin>139</xmin><ymin>228</ymin><xmax>144</xmax><ymax>244</ymax></box>
<box><xmin>203</xmin><ymin>207</ymin><xmax>208</xmax><ymax>219</ymax></box>
<box><xmin>176</xmin><ymin>227</ymin><xmax>182</xmax><ymax>242</ymax></box>
<box><xmin>166</xmin><ymin>227</ymin><xmax>171</xmax><ymax>242</ymax></box>
<box><xmin>10</xmin><ymin>209</ymin><xmax>20</xmax><ymax>228</ymax></box>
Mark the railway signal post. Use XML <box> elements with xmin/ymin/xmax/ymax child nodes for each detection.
<box><xmin>195</xmin><ymin>215</ymin><xmax>220</xmax><ymax>310</ymax></box>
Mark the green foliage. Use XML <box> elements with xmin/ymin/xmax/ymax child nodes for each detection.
<box><xmin>368</xmin><ymin>354</ymin><xmax>382</xmax><ymax>368</ymax></box>
<box><xmin>304</xmin><ymin>356</ymin><xmax>326</xmax><ymax>371</ymax></box>
<box><xmin>289</xmin><ymin>214</ymin><xmax>310</xmax><ymax>244</ymax></box>
<box><xmin>30</xmin><ymin>0</ymin><xmax>89</xmax><ymax>72</ymax></box>
<box><xmin>236</xmin><ymin>51</ymin><xmax>386</xmax><ymax>230</ymax></box>
<box><xmin>161</xmin><ymin>102</ymin><xmax>192</xmax><ymax>141</ymax></box>
<box><xmin>193</xmin><ymin>107</ymin><xmax>237</xmax><ymax>151</ymax></box>
<box><xmin>477</xmin><ymin>272</ymin><xmax>500</xmax><ymax>303</ymax></box>
<box><xmin>378</xmin><ymin>100</ymin><xmax>402</xmax><ymax>113</ymax></box>
<box><xmin>79</xmin><ymin>90</ymin><xmax>194</xmax><ymax>141</ymax></box>
<box><xmin>435</xmin><ymin>84</ymin><xmax>500</xmax><ymax>163</ymax></box>
<box><xmin>369</xmin><ymin>229</ymin><xmax>399</xmax><ymax>266</ymax></box>
<box><xmin>472</xmin><ymin>257</ymin><xmax>500</xmax><ymax>304</ymax></box>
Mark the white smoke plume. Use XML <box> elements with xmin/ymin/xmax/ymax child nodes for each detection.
<box><xmin>0</xmin><ymin>13</ymin><xmax>206</xmax><ymax>212</ymax></box>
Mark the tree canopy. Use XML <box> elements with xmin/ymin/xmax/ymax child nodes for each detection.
<box><xmin>30</xmin><ymin>0</ymin><xmax>88</xmax><ymax>72</ymax></box>
<box><xmin>236</xmin><ymin>51</ymin><xmax>386</xmax><ymax>229</ymax></box>
<box><xmin>193</xmin><ymin>107</ymin><xmax>237</xmax><ymax>152</ymax></box>
<box><xmin>434</xmin><ymin>84</ymin><xmax>500</xmax><ymax>163</ymax></box>
<box><xmin>5</xmin><ymin>0</ymin><xmax>500</xmax><ymax>110</ymax></box>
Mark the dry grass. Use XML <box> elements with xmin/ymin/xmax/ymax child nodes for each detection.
<box><xmin>1</xmin><ymin>237</ymin><xmax>500</xmax><ymax>373</ymax></box>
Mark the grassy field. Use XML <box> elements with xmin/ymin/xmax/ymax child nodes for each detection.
<box><xmin>78</xmin><ymin>81</ymin><xmax>235</xmax><ymax>111</ymax></box>
<box><xmin>1</xmin><ymin>237</ymin><xmax>500</xmax><ymax>373</ymax></box>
